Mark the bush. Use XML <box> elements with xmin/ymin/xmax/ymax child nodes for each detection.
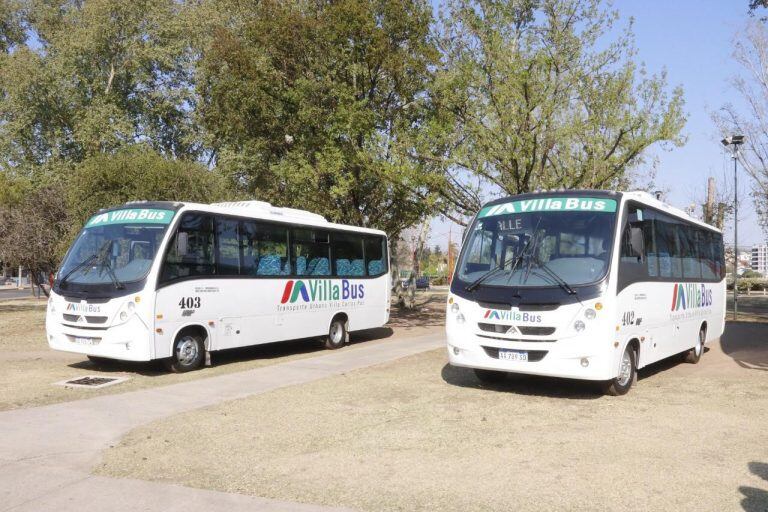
<box><xmin>68</xmin><ymin>146</ymin><xmax>236</xmax><ymax>226</ymax></box>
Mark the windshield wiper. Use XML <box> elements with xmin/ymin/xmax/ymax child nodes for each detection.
<box><xmin>94</xmin><ymin>241</ymin><xmax>124</xmax><ymax>290</ymax></box>
<box><xmin>465</xmin><ymin>216</ymin><xmax>542</xmax><ymax>292</ymax></box>
<box><xmin>58</xmin><ymin>254</ymin><xmax>99</xmax><ymax>287</ymax></box>
<box><xmin>529</xmin><ymin>261</ymin><xmax>579</xmax><ymax>299</ymax></box>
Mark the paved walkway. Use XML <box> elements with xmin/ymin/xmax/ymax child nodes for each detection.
<box><xmin>0</xmin><ymin>332</ymin><xmax>443</xmax><ymax>511</ymax></box>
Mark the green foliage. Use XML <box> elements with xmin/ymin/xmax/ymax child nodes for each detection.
<box><xmin>68</xmin><ymin>147</ymin><xmax>234</xmax><ymax>227</ymax></box>
<box><xmin>419</xmin><ymin>0</ymin><xmax>686</xmax><ymax>223</ymax></box>
<box><xmin>198</xmin><ymin>0</ymin><xmax>439</xmax><ymax>238</ymax></box>
<box><xmin>0</xmin><ymin>0</ymin><xmax>199</xmax><ymax>176</ymax></box>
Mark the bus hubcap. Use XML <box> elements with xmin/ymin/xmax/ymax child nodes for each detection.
<box><xmin>617</xmin><ymin>349</ymin><xmax>632</xmax><ymax>387</ymax></box>
<box><xmin>177</xmin><ymin>337</ymin><xmax>198</xmax><ymax>366</ymax></box>
<box><xmin>330</xmin><ymin>323</ymin><xmax>343</xmax><ymax>344</ymax></box>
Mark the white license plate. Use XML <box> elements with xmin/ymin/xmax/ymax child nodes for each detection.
<box><xmin>498</xmin><ymin>349</ymin><xmax>528</xmax><ymax>362</ymax></box>
<box><xmin>74</xmin><ymin>337</ymin><xmax>96</xmax><ymax>345</ymax></box>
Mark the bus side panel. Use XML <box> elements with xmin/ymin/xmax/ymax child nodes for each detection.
<box><xmin>615</xmin><ymin>280</ymin><xmax>726</xmax><ymax>369</ymax></box>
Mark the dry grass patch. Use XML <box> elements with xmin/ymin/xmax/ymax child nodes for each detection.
<box><xmin>98</xmin><ymin>324</ymin><xmax>768</xmax><ymax>512</ymax></box>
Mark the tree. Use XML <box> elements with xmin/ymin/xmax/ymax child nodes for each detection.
<box><xmin>197</xmin><ymin>0</ymin><xmax>439</xmax><ymax>239</ymax></box>
<box><xmin>0</xmin><ymin>183</ymin><xmax>71</xmax><ymax>295</ymax></box>
<box><xmin>0</xmin><ymin>0</ymin><xmax>201</xmax><ymax>178</ymax></box>
<box><xmin>68</xmin><ymin>146</ymin><xmax>234</xmax><ymax>226</ymax></box>
<box><xmin>715</xmin><ymin>21</ymin><xmax>768</xmax><ymax>239</ymax></box>
<box><xmin>416</xmin><ymin>0</ymin><xmax>686</xmax><ymax>224</ymax></box>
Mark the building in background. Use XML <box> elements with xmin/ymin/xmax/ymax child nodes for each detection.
<box><xmin>752</xmin><ymin>244</ymin><xmax>768</xmax><ymax>275</ymax></box>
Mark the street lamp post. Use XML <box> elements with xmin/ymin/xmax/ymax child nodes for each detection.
<box><xmin>721</xmin><ymin>134</ymin><xmax>745</xmax><ymax>320</ymax></box>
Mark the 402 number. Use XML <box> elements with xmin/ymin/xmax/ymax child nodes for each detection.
<box><xmin>622</xmin><ymin>311</ymin><xmax>635</xmax><ymax>326</ymax></box>
<box><xmin>179</xmin><ymin>296</ymin><xmax>201</xmax><ymax>309</ymax></box>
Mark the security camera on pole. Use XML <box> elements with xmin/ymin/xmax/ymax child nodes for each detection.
<box><xmin>721</xmin><ymin>134</ymin><xmax>745</xmax><ymax>320</ymax></box>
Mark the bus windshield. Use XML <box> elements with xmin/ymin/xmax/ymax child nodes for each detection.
<box><xmin>58</xmin><ymin>208</ymin><xmax>175</xmax><ymax>286</ymax></box>
<box><xmin>457</xmin><ymin>197</ymin><xmax>618</xmax><ymax>288</ymax></box>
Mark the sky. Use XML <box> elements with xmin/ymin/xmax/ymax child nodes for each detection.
<box><xmin>427</xmin><ymin>0</ymin><xmax>764</xmax><ymax>252</ymax></box>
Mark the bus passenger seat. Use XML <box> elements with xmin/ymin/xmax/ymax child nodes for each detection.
<box><xmin>368</xmin><ymin>260</ymin><xmax>383</xmax><ymax>275</ymax></box>
<box><xmin>257</xmin><ymin>255</ymin><xmax>282</xmax><ymax>276</ymax></box>
<box><xmin>335</xmin><ymin>259</ymin><xmax>351</xmax><ymax>276</ymax></box>
<box><xmin>350</xmin><ymin>259</ymin><xmax>365</xmax><ymax>276</ymax></box>
<box><xmin>309</xmin><ymin>257</ymin><xmax>330</xmax><ymax>276</ymax></box>
<box><xmin>295</xmin><ymin>256</ymin><xmax>307</xmax><ymax>275</ymax></box>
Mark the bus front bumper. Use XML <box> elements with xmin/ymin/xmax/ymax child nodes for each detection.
<box><xmin>446</xmin><ymin>331</ymin><xmax>617</xmax><ymax>381</ymax></box>
<box><xmin>46</xmin><ymin>315</ymin><xmax>153</xmax><ymax>362</ymax></box>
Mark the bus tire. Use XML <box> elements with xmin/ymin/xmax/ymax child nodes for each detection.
<box><xmin>474</xmin><ymin>368</ymin><xmax>507</xmax><ymax>385</ymax></box>
<box><xmin>164</xmin><ymin>332</ymin><xmax>205</xmax><ymax>373</ymax></box>
<box><xmin>603</xmin><ymin>344</ymin><xmax>636</xmax><ymax>396</ymax></box>
<box><xmin>325</xmin><ymin>317</ymin><xmax>347</xmax><ymax>350</ymax></box>
<box><xmin>684</xmin><ymin>326</ymin><xmax>706</xmax><ymax>364</ymax></box>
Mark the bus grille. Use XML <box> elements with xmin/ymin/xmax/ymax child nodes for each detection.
<box><xmin>478</xmin><ymin>323</ymin><xmax>555</xmax><ymax>336</ymax></box>
<box><xmin>482</xmin><ymin>346</ymin><xmax>548</xmax><ymax>362</ymax></box>
<box><xmin>62</xmin><ymin>314</ymin><xmax>109</xmax><ymax>325</ymax></box>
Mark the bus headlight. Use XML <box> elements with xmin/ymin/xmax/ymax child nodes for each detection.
<box><xmin>120</xmin><ymin>311</ymin><xmax>128</xmax><ymax>322</ymax></box>
<box><xmin>574</xmin><ymin>320</ymin><xmax>585</xmax><ymax>332</ymax></box>
<box><xmin>584</xmin><ymin>308</ymin><xmax>596</xmax><ymax>320</ymax></box>
<box><xmin>456</xmin><ymin>313</ymin><xmax>465</xmax><ymax>324</ymax></box>
<box><xmin>127</xmin><ymin>301</ymin><xmax>136</xmax><ymax>313</ymax></box>
<box><xmin>450</xmin><ymin>303</ymin><xmax>460</xmax><ymax>314</ymax></box>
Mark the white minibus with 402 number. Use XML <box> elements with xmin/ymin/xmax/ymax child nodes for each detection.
<box><xmin>446</xmin><ymin>190</ymin><xmax>725</xmax><ymax>395</ymax></box>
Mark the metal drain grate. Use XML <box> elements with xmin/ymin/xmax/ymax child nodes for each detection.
<box><xmin>54</xmin><ymin>375</ymin><xmax>130</xmax><ymax>389</ymax></box>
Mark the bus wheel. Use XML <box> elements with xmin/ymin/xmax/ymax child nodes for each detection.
<box><xmin>325</xmin><ymin>317</ymin><xmax>347</xmax><ymax>350</ymax></box>
<box><xmin>474</xmin><ymin>369</ymin><xmax>507</xmax><ymax>385</ymax></box>
<box><xmin>164</xmin><ymin>333</ymin><xmax>205</xmax><ymax>373</ymax></box>
<box><xmin>684</xmin><ymin>327</ymin><xmax>706</xmax><ymax>364</ymax></box>
<box><xmin>603</xmin><ymin>344</ymin><xmax>636</xmax><ymax>396</ymax></box>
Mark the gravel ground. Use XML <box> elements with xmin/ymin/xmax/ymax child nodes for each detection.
<box><xmin>98</xmin><ymin>322</ymin><xmax>768</xmax><ymax>512</ymax></box>
<box><xmin>0</xmin><ymin>294</ymin><xmax>444</xmax><ymax>411</ymax></box>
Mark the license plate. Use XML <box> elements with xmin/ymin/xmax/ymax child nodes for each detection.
<box><xmin>74</xmin><ymin>337</ymin><xmax>96</xmax><ymax>345</ymax></box>
<box><xmin>498</xmin><ymin>349</ymin><xmax>528</xmax><ymax>362</ymax></box>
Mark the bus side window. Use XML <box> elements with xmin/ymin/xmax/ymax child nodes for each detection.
<box><xmin>292</xmin><ymin>228</ymin><xmax>330</xmax><ymax>276</ymax></box>
<box><xmin>161</xmin><ymin>213</ymin><xmax>215</xmax><ymax>282</ymax></box>
<box><xmin>332</xmin><ymin>232</ymin><xmax>365</xmax><ymax>277</ymax></box>
<box><xmin>215</xmin><ymin>217</ymin><xmax>241</xmax><ymax>276</ymax></box>
<box><xmin>618</xmin><ymin>206</ymin><xmax>648</xmax><ymax>288</ymax></box>
<box><xmin>364</xmin><ymin>236</ymin><xmax>387</xmax><ymax>276</ymax></box>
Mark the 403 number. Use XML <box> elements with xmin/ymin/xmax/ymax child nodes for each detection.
<box><xmin>179</xmin><ymin>296</ymin><xmax>201</xmax><ymax>309</ymax></box>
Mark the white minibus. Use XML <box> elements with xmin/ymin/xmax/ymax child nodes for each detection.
<box><xmin>47</xmin><ymin>201</ymin><xmax>390</xmax><ymax>371</ymax></box>
<box><xmin>446</xmin><ymin>190</ymin><xmax>726</xmax><ymax>395</ymax></box>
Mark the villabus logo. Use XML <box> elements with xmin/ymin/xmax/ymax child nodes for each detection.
<box><xmin>280</xmin><ymin>279</ymin><xmax>365</xmax><ymax>304</ymax></box>
<box><xmin>483</xmin><ymin>309</ymin><xmax>542</xmax><ymax>323</ymax></box>
<box><xmin>671</xmin><ymin>283</ymin><xmax>713</xmax><ymax>311</ymax></box>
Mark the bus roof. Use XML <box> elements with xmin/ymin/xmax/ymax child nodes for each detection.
<box><xmin>481</xmin><ymin>189</ymin><xmax>721</xmax><ymax>234</ymax></box>
<box><xmin>101</xmin><ymin>200</ymin><xmax>387</xmax><ymax>237</ymax></box>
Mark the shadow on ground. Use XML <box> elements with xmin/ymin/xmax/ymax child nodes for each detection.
<box><xmin>69</xmin><ymin>326</ymin><xmax>395</xmax><ymax>376</ymax></box>
<box><xmin>721</xmin><ymin>321</ymin><xmax>768</xmax><ymax>371</ymax></box>
<box><xmin>740</xmin><ymin>462</ymin><xmax>768</xmax><ymax>511</ymax></box>
<box><xmin>440</xmin><ymin>363</ymin><xmax>604</xmax><ymax>400</ymax></box>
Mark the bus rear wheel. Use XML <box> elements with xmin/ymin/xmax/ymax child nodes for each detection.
<box><xmin>164</xmin><ymin>332</ymin><xmax>205</xmax><ymax>373</ymax></box>
<box><xmin>603</xmin><ymin>344</ymin><xmax>636</xmax><ymax>396</ymax></box>
<box><xmin>325</xmin><ymin>317</ymin><xmax>347</xmax><ymax>350</ymax></box>
<box><xmin>684</xmin><ymin>327</ymin><xmax>706</xmax><ymax>364</ymax></box>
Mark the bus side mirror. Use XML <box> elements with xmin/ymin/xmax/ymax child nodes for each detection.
<box><xmin>629</xmin><ymin>227</ymin><xmax>644</xmax><ymax>259</ymax></box>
